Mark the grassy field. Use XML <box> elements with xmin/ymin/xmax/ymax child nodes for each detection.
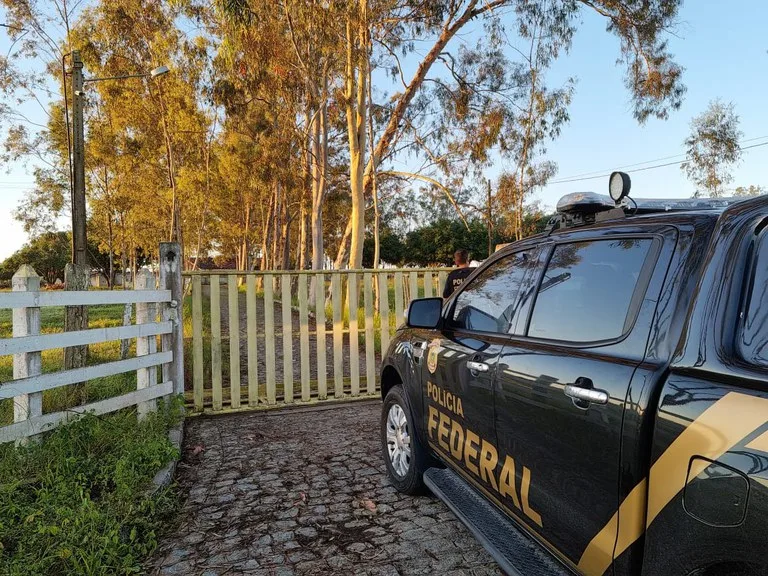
<box><xmin>0</xmin><ymin>304</ymin><xmax>144</xmax><ymax>426</ymax></box>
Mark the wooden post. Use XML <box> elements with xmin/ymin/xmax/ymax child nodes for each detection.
<box><xmin>192</xmin><ymin>275</ymin><xmax>204</xmax><ymax>412</ymax></box>
<box><xmin>379</xmin><ymin>273</ymin><xmax>391</xmax><ymax>357</ymax></box>
<box><xmin>281</xmin><ymin>275</ymin><xmax>294</xmax><ymax>403</ymax></box>
<box><xmin>264</xmin><ymin>274</ymin><xmax>276</xmax><ymax>404</ymax></box>
<box><xmin>363</xmin><ymin>273</ymin><xmax>376</xmax><ymax>395</ymax></box>
<box><xmin>136</xmin><ymin>269</ymin><xmax>157</xmax><ymax>420</ymax></box>
<box><xmin>159</xmin><ymin>242</ymin><xmax>185</xmax><ymax>397</ymax></box>
<box><xmin>331</xmin><ymin>273</ymin><xmax>343</xmax><ymax>398</ymax></box>
<box><xmin>246</xmin><ymin>275</ymin><xmax>259</xmax><ymax>406</ymax></box>
<box><xmin>409</xmin><ymin>272</ymin><xmax>419</xmax><ymax>304</ymax></box>
<box><xmin>210</xmin><ymin>275</ymin><xmax>223</xmax><ymax>410</ymax></box>
<box><xmin>298</xmin><ymin>275</ymin><xmax>311</xmax><ymax>402</ymax></box>
<box><xmin>314</xmin><ymin>273</ymin><xmax>327</xmax><ymax>400</ymax></box>
<box><xmin>12</xmin><ymin>265</ymin><xmax>42</xmax><ymax>443</ymax></box>
<box><xmin>228</xmin><ymin>275</ymin><xmax>241</xmax><ymax>409</ymax></box>
<box><xmin>438</xmin><ymin>270</ymin><xmax>447</xmax><ymax>300</ymax></box>
<box><xmin>64</xmin><ymin>263</ymin><xmax>89</xmax><ymax>369</ymax></box>
<box><xmin>348</xmin><ymin>273</ymin><xmax>360</xmax><ymax>396</ymax></box>
<box><xmin>394</xmin><ymin>272</ymin><xmax>404</xmax><ymax>329</ymax></box>
<box><xmin>424</xmin><ymin>271</ymin><xmax>433</xmax><ymax>298</ymax></box>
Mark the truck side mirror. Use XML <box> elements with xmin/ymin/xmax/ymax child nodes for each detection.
<box><xmin>407</xmin><ymin>298</ymin><xmax>443</xmax><ymax>329</ymax></box>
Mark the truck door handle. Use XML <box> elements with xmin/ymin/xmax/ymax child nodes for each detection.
<box><xmin>564</xmin><ymin>378</ymin><xmax>609</xmax><ymax>408</ymax></box>
<box><xmin>467</xmin><ymin>361</ymin><xmax>489</xmax><ymax>375</ymax></box>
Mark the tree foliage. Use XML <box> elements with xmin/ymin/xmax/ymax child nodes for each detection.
<box><xmin>682</xmin><ymin>100</ymin><xmax>743</xmax><ymax>198</ymax></box>
<box><xmin>1</xmin><ymin>0</ymin><xmax>686</xmax><ymax>273</ymax></box>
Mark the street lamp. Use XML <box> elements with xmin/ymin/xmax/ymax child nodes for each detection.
<box><xmin>67</xmin><ymin>51</ymin><xmax>169</xmax><ymax>266</ymax></box>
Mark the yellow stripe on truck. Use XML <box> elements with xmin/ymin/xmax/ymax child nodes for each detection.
<box><xmin>578</xmin><ymin>392</ymin><xmax>768</xmax><ymax>576</ymax></box>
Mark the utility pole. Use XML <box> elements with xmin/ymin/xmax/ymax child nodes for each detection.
<box><xmin>71</xmin><ymin>50</ymin><xmax>88</xmax><ymax>267</ymax></box>
<box><xmin>486</xmin><ymin>179</ymin><xmax>493</xmax><ymax>258</ymax></box>
<box><xmin>65</xmin><ymin>51</ymin><xmax>89</xmax><ymax>375</ymax></box>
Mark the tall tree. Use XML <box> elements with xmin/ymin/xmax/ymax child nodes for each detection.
<box><xmin>681</xmin><ymin>99</ymin><xmax>742</xmax><ymax>198</ymax></box>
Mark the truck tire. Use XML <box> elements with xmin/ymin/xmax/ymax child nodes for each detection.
<box><xmin>381</xmin><ymin>385</ymin><xmax>429</xmax><ymax>495</ymax></box>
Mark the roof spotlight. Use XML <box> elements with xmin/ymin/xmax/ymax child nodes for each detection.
<box><xmin>609</xmin><ymin>171</ymin><xmax>631</xmax><ymax>204</ymax></box>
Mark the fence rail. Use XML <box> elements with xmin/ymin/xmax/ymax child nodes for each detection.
<box><xmin>185</xmin><ymin>267</ymin><xmax>449</xmax><ymax>413</ymax></box>
<box><xmin>0</xmin><ymin>243</ymin><xmax>184</xmax><ymax>445</ymax></box>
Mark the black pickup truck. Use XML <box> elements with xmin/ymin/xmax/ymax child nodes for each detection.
<box><xmin>379</xmin><ymin>174</ymin><xmax>768</xmax><ymax>576</ymax></box>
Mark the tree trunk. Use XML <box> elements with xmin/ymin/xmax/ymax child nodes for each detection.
<box><xmin>107</xmin><ymin>213</ymin><xmax>114</xmax><ymax>289</ymax></box>
<box><xmin>310</xmin><ymin>88</ymin><xmax>329</xmax><ymax>295</ymax></box>
<box><xmin>345</xmin><ymin>9</ymin><xmax>368</xmax><ymax>270</ymax></box>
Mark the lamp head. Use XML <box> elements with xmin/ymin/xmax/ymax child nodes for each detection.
<box><xmin>149</xmin><ymin>65</ymin><xmax>170</xmax><ymax>79</ymax></box>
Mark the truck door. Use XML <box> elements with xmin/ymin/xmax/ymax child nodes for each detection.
<box><xmin>423</xmin><ymin>248</ymin><xmax>542</xmax><ymax>491</ymax></box>
<box><xmin>493</xmin><ymin>236</ymin><xmax>664</xmax><ymax>574</ymax></box>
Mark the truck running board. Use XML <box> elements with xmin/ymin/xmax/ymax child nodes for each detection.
<box><xmin>423</xmin><ymin>467</ymin><xmax>572</xmax><ymax>576</ymax></box>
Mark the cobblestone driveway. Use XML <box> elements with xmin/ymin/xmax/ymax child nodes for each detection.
<box><xmin>149</xmin><ymin>401</ymin><xmax>502</xmax><ymax>575</ymax></box>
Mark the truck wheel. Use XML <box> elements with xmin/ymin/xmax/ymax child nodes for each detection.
<box><xmin>381</xmin><ymin>385</ymin><xmax>428</xmax><ymax>495</ymax></box>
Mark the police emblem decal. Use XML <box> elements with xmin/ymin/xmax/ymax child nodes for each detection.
<box><xmin>426</xmin><ymin>339</ymin><xmax>441</xmax><ymax>374</ymax></box>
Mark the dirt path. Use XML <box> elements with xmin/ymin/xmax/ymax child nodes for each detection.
<box><xmin>215</xmin><ymin>286</ymin><xmax>381</xmax><ymax>387</ymax></box>
<box><xmin>149</xmin><ymin>402</ymin><xmax>501</xmax><ymax>575</ymax></box>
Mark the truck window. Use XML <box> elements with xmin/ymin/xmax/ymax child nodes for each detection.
<box><xmin>450</xmin><ymin>251</ymin><xmax>537</xmax><ymax>334</ymax></box>
<box><xmin>527</xmin><ymin>239</ymin><xmax>653</xmax><ymax>343</ymax></box>
<box><xmin>740</xmin><ymin>229</ymin><xmax>768</xmax><ymax>366</ymax></box>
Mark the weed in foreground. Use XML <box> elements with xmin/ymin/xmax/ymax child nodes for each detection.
<box><xmin>0</xmin><ymin>397</ymin><xmax>184</xmax><ymax>575</ymax></box>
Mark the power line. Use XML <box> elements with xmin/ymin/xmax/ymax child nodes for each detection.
<box><xmin>549</xmin><ymin>140</ymin><xmax>768</xmax><ymax>185</ymax></box>
<box><xmin>551</xmin><ymin>135</ymin><xmax>768</xmax><ymax>182</ymax></box>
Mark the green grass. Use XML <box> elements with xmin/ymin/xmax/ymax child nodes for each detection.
<box><xmin>0</xmin><ymin>398</ymin><xmax>183</xmax><ymax>575</ymax></box>
<box><xmin>0</xmin><ymin>304</ymin><xmax>128</xmax><ymax>339</ymax></box>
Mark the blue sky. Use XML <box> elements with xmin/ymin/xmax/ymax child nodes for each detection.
<box><xmin>1</xmin><ymin>1</ymin><xmax>767</xmax><ymax>260</ymax></box>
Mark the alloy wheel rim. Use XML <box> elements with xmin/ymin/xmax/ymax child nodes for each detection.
<box><xmin>386</xmin><ymin>403</ymin><xmax>411</xmax><ymax>478</ymax></box>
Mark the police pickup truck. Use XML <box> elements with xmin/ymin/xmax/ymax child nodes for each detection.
<box><xmin>379</xmin><ymin>172</ymin><xmax>768</xmax><ymax>576</ymax></box>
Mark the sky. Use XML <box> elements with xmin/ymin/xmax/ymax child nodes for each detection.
<box><xmin>1</xmin><ymin>1</ymin><xmax>767</xmax><ymax>261</ymax></box>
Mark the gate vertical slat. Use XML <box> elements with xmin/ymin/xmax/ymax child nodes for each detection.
<box><xmin>348</xmin><ymin>273</ymin><xmax>360</xmax><ymax>396</ymax></box>
<box><xmin>363</xmin><ymin>273</ymin><xmax>376</xmax><ymax>395</ymax></box>
<box><xmin>394</xmin><ymin>272</ymin><xmax>404</xmax><ymax>330</ymax></box>
<box><xmin>227</xmin><ymin>276</ymin><xmax>241</xmax><ymax>409</ymax></box>
<box><xmin>281</xmin><ymin>275</ymin><xmax>294</xmax><ymax>403</ymax></box>
<box><xmin>379</xmin><ymin>273</ymin><xmax>391</xmax><ymax>358</ymax></box>
<box><xmin>438</xmin><ymin>271</ymin><xmax>447</xmax><ymax>299</ymax></box>
<box><xmin>409</xmin><ymin>271</ymin><xmax>419</xmax><ymax>303</ymax></box>
<box><xmin>314</xmin><ymin>273</ymin><xmax>327</xmax><ymax>400</ymax></box>
<box><xmin>298</xmin><ymin>275</ymin><xmax>310</xmax><ymax>402</ymax></box>
<box><xmin>264</xmin><ymin>274</ymin><xmax>276</xmax><ymax>404</ymax></box>
<box><xmin>192</xmin><ymin>275</ymin><xmax>204</xmax><ymax>412</ymax></box>
<box><xmin>331</xmin><ymin>274</ymin><xmax>343</xmax><ymax>398</ymax></box>
<box><xmin>424</xmin><ymin>271</ymin><xmax>433</xmax><ymax>298</ymax></box>
<box><xmin>246</xmin><ymin>275</ymin><xmax>259</xmax><ymax>407</ymax></box>
<box><xmin>210</xmin><ymin>275</ymin><xmax>223</xmax><ymax>411</ymax></box>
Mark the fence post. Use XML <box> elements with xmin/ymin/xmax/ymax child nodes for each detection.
<box><xmin>159</xmin><ymin>242</ymin><xmax>185</xmax><ymax>398</ymax></box>
<box><xmin>136</xmin><ymin>269</ymin><xmax>157</xmax><ymax>419</ymax></box>
<box><xmin>12</xmin><ymin>265</ymin><xmax>42</xmax><ymax>444</ymax></box>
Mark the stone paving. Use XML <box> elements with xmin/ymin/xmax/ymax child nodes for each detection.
<box><xmin>149</xmin><ymin>401</ymin><xmax>502</xmax><ymax>575</ymax></box>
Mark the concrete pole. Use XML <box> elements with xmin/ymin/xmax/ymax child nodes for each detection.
<box><xmin>71</xmin><ymin>50</ymin><xmax>88</xmax><ymax>267</ymax></box>
<box><xmin>65</xmin><ymin>52</ymin><xmax>90</xmax><ymax>373</ymax></box>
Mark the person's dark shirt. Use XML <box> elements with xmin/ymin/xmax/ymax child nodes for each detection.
<box><xmin>443</xmin><ymin>267</ymin><xmax>474</xmax><ymax>298</ymax></box>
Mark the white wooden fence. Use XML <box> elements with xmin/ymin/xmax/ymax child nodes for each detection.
<box><xmin>185</xmin><ymin>268</ymin><xmax>448</xmax><ymax>413</ymax></box>
<box><xmin>0</xmin><ymin>242</ymin><xmax>184</xmax><ymax>444</ymax></box>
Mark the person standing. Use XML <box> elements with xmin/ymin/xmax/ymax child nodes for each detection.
<box><xmin>443</xmin><ymin>249</ymin><xmax>475</xmax><ymax>298</ymax></box>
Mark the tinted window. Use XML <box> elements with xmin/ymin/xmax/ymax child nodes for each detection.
<box><xmin>740</xmin><ymin>231</ymin><xmax>768</xmax><ymax>366</ymax></box>
<box><xmin>451</xmin><ymin>251</ymin><xmax>538</xmax><ymax>334</ymax></box>
<box><xmin>528</xmin><ymin>239</ymin><xmax>653</xmax><ymax>343</ymax></box>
